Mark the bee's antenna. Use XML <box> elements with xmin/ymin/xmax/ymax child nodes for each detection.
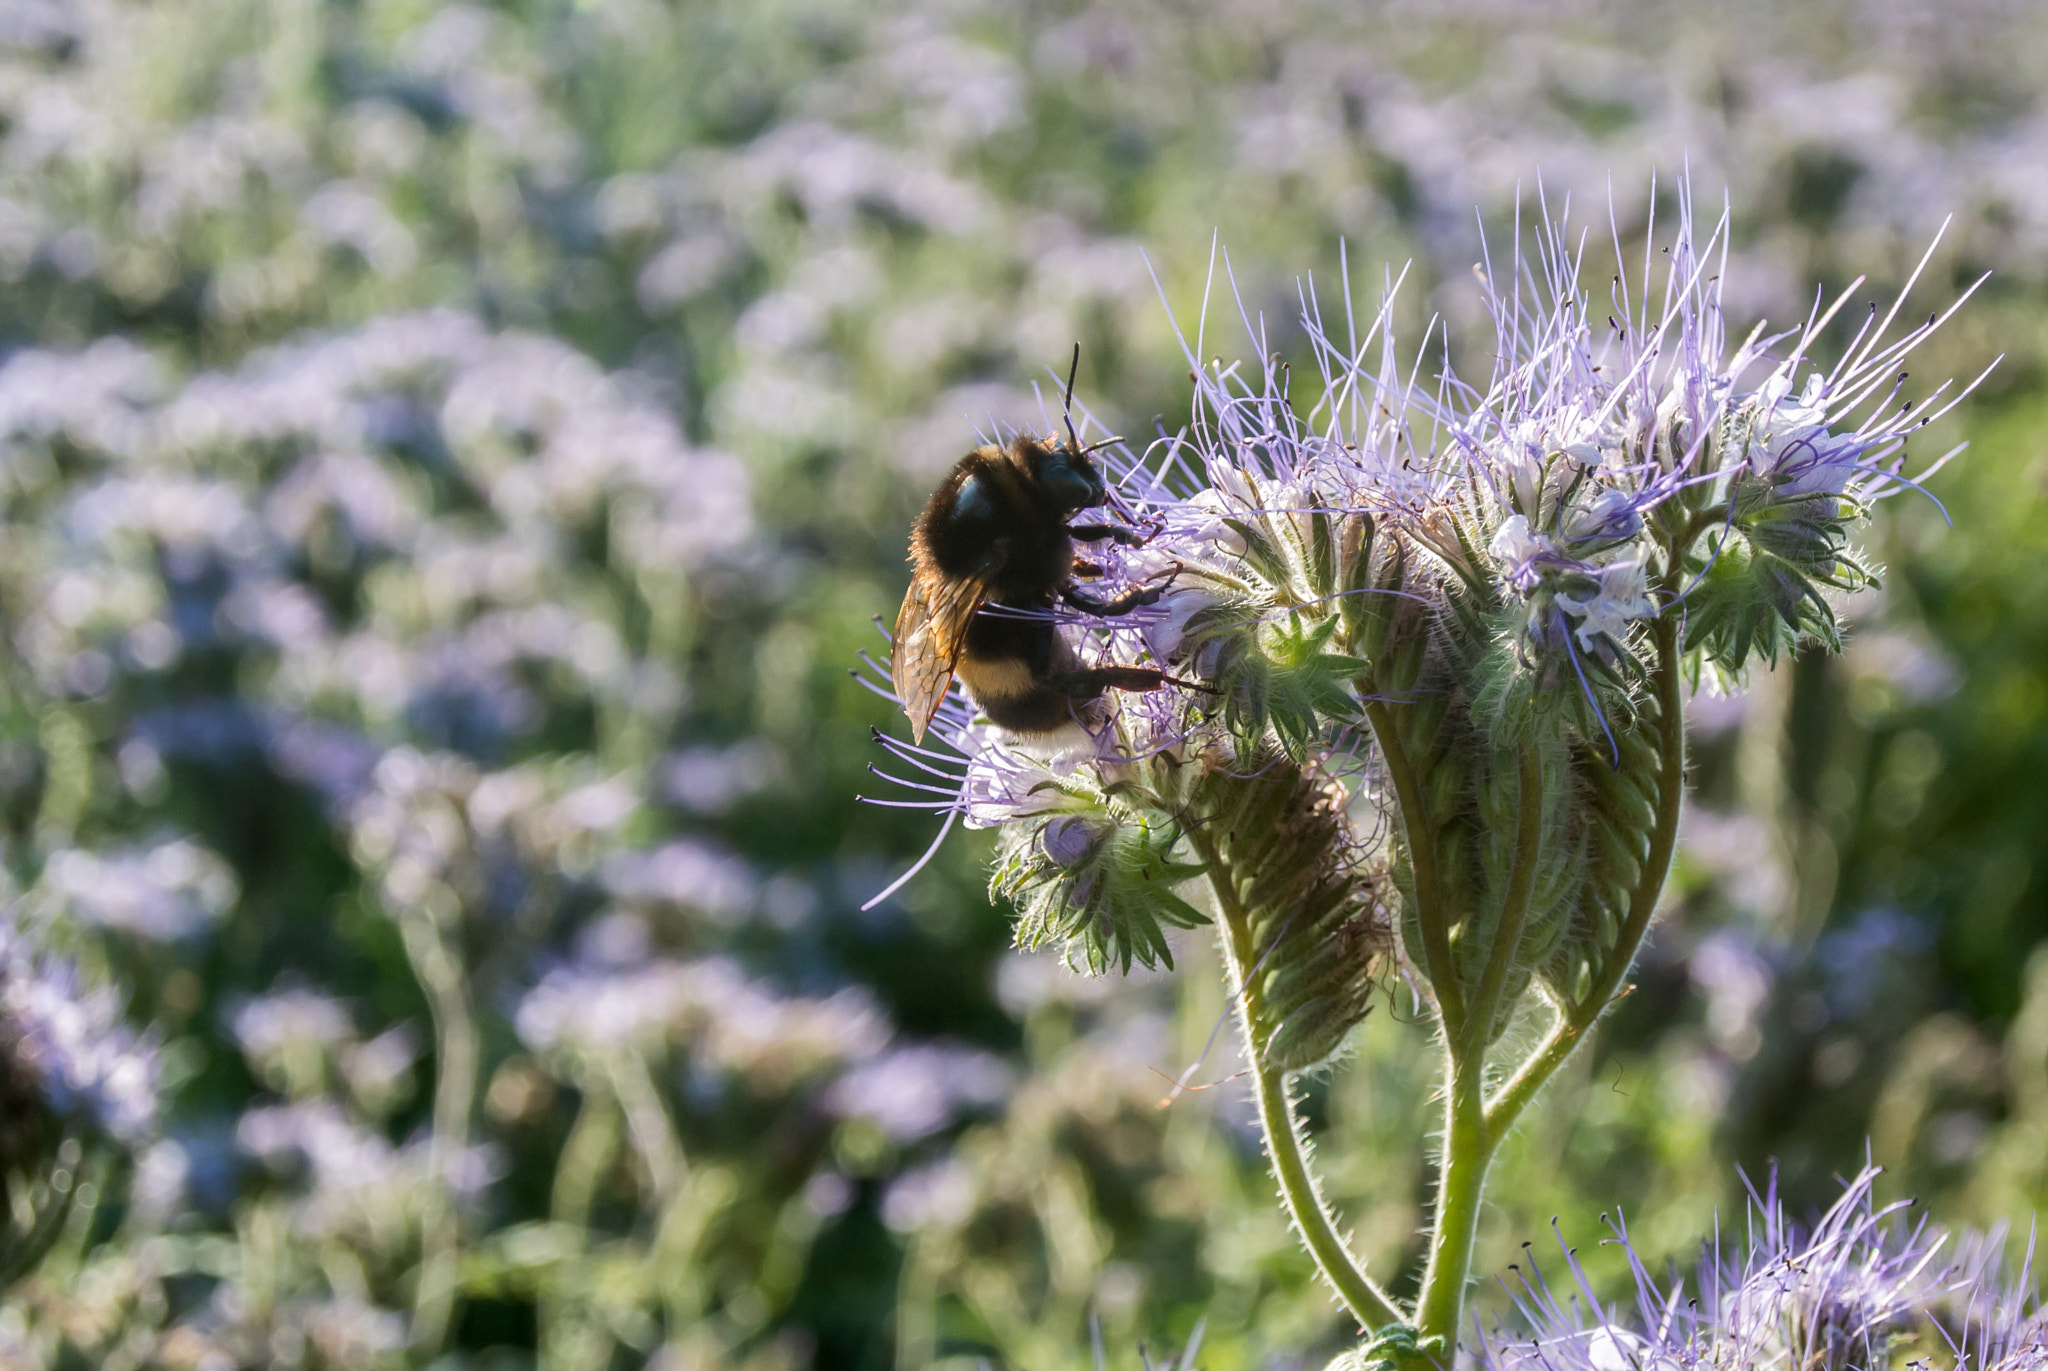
<box><xmin>1062</xmin><ymin>342</ymin><xmax>1082</xmax><ymax>453</ymax></box>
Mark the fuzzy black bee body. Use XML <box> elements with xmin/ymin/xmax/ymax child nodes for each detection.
<box><xmin>892</xmin><ymin>434</ymin><xmax>1173</xmax><ymax>743</ymax></box>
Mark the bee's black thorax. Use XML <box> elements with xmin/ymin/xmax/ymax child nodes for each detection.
<box><xmin>912</xmin><ymin>436</ymin><xmax>1079</xmax><ymax>611</ymax></box>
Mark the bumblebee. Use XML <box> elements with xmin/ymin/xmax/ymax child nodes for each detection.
<box><xmin>891</xmin><ymin>360</ymin><xmax>1184</xmax><ymax>744</ymax></box>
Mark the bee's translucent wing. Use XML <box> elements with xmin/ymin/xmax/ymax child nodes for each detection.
<box><xmin>892</xmin><ymin>550</ymin><xmax>1003</xmax><ymax>744</ymax></box>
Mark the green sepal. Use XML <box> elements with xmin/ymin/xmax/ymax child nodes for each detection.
<box><xmin>1335</xmin><ymin>512</ymin><xmax>1378</xmax><ymax>647</ymax></box>
<box><xmin>1221</xmin><ymin>516</ymin><xmax>1298</xmax><ymax>595</ymax></box>
<box><xmin>1185</xmin><ymin>603</ymin><xmax>1366</xmax><ymax>763</ymax></box>
<box><xmin>992</xmin><ymin>811</ymin><xmax>1209</xmax><ymax>975</ymax></box>
<box><xmin>1682</xmin><ymin>486</ymin><xmax>1879</xmax><ymax>673</ymax></box>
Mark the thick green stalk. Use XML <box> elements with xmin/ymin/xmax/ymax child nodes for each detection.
<box><xmin>1412</xmin><ymin>1053</ymin><xmax>1491</xmax><ymax>1354</ymax></box>
<box><xmin>1196</xmin><ymin>831</ymin><xmax>1405</xmax><ymax>1332</ymax></box>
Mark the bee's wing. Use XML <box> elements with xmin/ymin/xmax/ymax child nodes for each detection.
<box><xmin>892</xmin><ymin>551</ymin><xmax>1002</xmax><ymax>744</ymax></box>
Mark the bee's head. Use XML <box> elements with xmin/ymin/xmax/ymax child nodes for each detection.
<box><xmin>1018</xmin><ymin>437</ymin><xmax>1107</xmax><ymax>514</ymax></box>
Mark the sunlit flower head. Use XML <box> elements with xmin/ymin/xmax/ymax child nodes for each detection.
<box><xmin>861</xmin><ymin>176</ymin><xmax>1987</xmax><ymax>911</ymax></box>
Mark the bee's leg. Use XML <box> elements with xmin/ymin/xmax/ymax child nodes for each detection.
<box><xmin>1061</xmin><ymin>566</ymin><xmax>1180</xmax><ymax>617</ymax></box>
<box><xmin>1048</xmin><ymin>666</ymin><xmax>1219</xmax><ymax>699</ymax></box>
<box><xmin>1072</xmin><ymin>559</ymin><xmax>1104</xmax><ymax>578</ymax></box>
<box><xmin>1047</xmin><ymin>666</ymin><xmax>1169</xmax><ymax>699</ymax></box>
<box><xmin>1068</xmin><ymin>523</ymin><xmax>1151</xmax><ymax>548</ymax></box>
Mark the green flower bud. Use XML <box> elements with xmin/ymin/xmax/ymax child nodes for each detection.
<box><xmin>993</xmin><ymin>806</ymin><xmax>1209</xmax><ymax>974</ymax></box>
<box><xmin>1195</xmin><ymin>754</ymin><xmax>1392</xmax><ymax>1072</ymax></box>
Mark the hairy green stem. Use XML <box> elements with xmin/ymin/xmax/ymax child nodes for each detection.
<box><xmin>397</xmin><ymin>906</ymin><xmax>478</xmax><ymax>1355</ymax></box>
<box><xmin>1196</xmin><ymin>833</ymin><xmax>1405</xmax><ymax>1332</ymax></box>
<box><xmin>1412</xmin><ymin>1053</ymin><xmax>1491</xmax><ymax>1355</ymax></box>
<box><xmin>1405</xmin><ymin>749</ymin><xmax>1548</xmax><ymax>1355</ymax></box>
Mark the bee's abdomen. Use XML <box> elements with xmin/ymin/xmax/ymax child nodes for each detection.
<box><xmin>957</xmin><ymin>603</ymin><xmax>1086</xmax><ymax>735</ymax></box>
<box><xmin>955</xmin><ymin>653</ymin><xmax>1036</xmax><ymax>703</ymax></box>
<box><xmin>958</xmin><ymin>653</ymin><xmax>1083</xmax><ymax>734</ymax></box>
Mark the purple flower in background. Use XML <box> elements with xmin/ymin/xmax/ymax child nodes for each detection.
<box><xmin>0</xmin><ymin>927</ymin><xmax>159</xmax><ymax>1150</ymax></box>
<box><xmin>37</xmin><ymin>833</ymin><xmax>238</xmax><ymax>941</ymax></box>
<box><xmin>1477</xmin><ymin>1168</ymin><xmax>2039</xmax><ymax>1371</ymax></box>
<box><xmin>1690</xmin><ymin>929</ymin><xmax>1777</xmax><ymax>1059</ymax></box>
<box><xmin>823</xmin><ymin>1043</ymin><xmax>1013</xmax><ymax>1142</ymax></box>
<box><xmin>515</xmin><ymin>953</ymin><xmax>890</xmax><ymax>1086</ymax></box>
<box><xmin>236</xmin><ymin>1099</ymin><xmax>501</xmax><ymax>1243</ymax></box>
<box><xmin>232</xmin><ymin>990</ymin><xmax>355</xmax><ymax>1061</ymax></box>
<box><xmin>1817</xmin><ymin>907</ymin><xmax>1933</xmax><ymax>1018</ymax></box>
<box><xmin>599</xmin><ymin>838</ymin><xmax>759</xmax><ymax>924</ymax></box>
<box><xmin>232</xmin><ymin>988</ymin><xmax>358</xmax><ymax>1099</ymax></box>
<box><xmin>880</xmin><ymin>1158</ymin><xmax>978</xmax><ymax>1235</ymax></box>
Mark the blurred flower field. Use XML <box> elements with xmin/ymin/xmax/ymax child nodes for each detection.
<box><xmin>0</xmin><ymin>0</ymin><xmax>2045</xmax><ymax>1367</ymax></box>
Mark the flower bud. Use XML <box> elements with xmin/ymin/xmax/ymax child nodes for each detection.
<box><xmin>1195</xmin><ymin>754</ymin><xmax>1392</xmax><ymax>1072</ymax></box>
<box><xmin>994</xmin><ymin>805</ymin><xmax>1209</xmax><ymax>975</ymax></box>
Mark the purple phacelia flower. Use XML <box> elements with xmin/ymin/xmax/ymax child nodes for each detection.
<box><xmin>1474</xmin><ymin>1166</ymin><xmax>2041</xmax><ymax>1371</ymax></box>
<box><xmin>514</xmin><ymin>954</ymin><xmax>890</xmax><ymax>1087</ymax></box>
<box><xmin>822</xmin><ymin>1042</ymin><xmax>1013</xmax><ymax>1142</ymax></box>
<box><xmin>0</xmin><ymin>926</ymin><xmax>159</xmax><ymax>1151</ymax></box>
<box><xmin>37</xmin><ymin>833</ymin><xmax>238</xmax><ymax>942</ymax></box>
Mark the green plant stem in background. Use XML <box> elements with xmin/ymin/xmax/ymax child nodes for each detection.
<box><xmin>544</xmin><ymin>1083</ymin><xmax>625</xmax><ymax>1371</ymax></box>
<box><xmin>1198</xmin><ymin>832</ymin><xmax>1405</xmax><ymax>1332</ymax></box>
<box><xmin>607</xmin><ymin>1051</ymin><xmax>698</xmax><ymax>1337</ymax></box>
<box><xmin>398</xmin><ymin>905</ymin><xmax>480</xmax><ymax>1356</ymax></box>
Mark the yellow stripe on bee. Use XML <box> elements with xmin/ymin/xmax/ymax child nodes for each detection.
<box><xmin>957</xmin><ymin>654</ymin><xmax>1036</xmax><ymax>701</ymax></box>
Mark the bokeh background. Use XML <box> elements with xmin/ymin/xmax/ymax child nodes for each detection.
<box><xmin>1</xmin><ymin>0</ymin><xmax>2045</xmax><ymax>1366</ymax></box>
